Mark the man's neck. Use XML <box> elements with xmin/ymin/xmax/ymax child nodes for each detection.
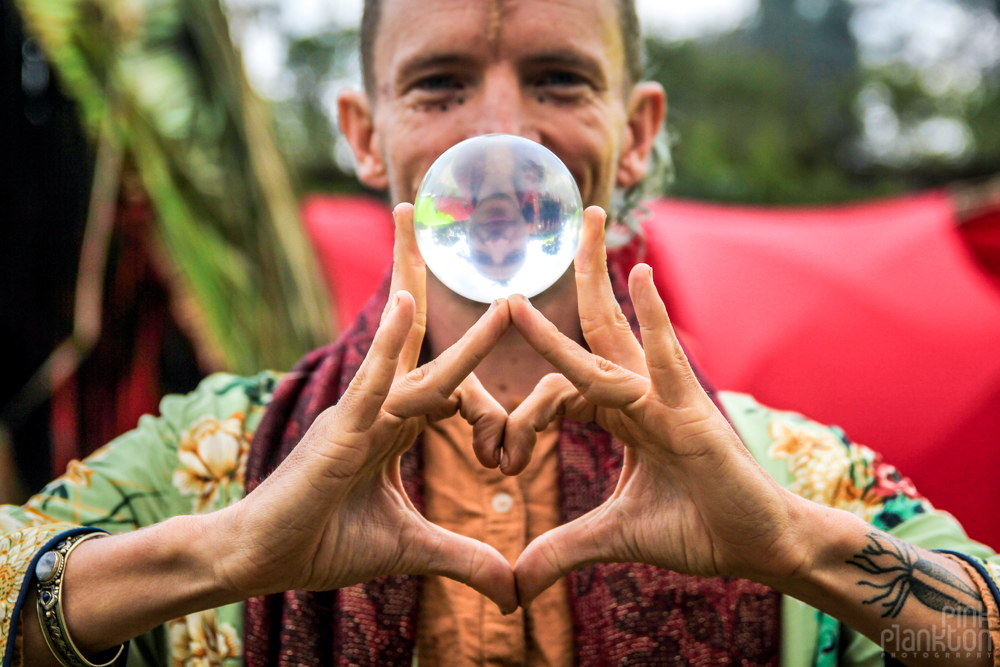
<box><xmin>425</xmin><ymin>270</ymin><xmax>583</xmax><ymax>413</ymax></box>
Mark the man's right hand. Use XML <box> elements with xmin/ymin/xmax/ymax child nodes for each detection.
<box><xmin>211</xmin><ymin>204</ymin><xmax>518</xmax><ymax>613</ymax></box>
<box><xmin>23</xmin><ymin>206</ymin><xmax>514</xmax><ymax>666</ymax></box>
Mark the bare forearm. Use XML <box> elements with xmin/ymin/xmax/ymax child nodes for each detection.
<box><xmin>23</xmin><ymin>514</ymin><xmax>237</xmax><ymax>665</ymax></box>
<box><xmin>772</xmin><ymin>500</ymin><xmax>992</xmax><ymax>667</ymax></box>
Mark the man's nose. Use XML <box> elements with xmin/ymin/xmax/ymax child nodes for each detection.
<box><xmin>465</xmin><ymin>64</ymin><xmax>541</xmax><ymax>143</ymax></box>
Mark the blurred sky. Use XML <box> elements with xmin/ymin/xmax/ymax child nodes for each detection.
<box><xmin>223</xmin><ymin>0</ymin><xmax>1000</xmax><ymax>175</ymax></box>
<box><xmin>229</xmin><ymin>0</ymin><xmax>1000</xmax><ymax>100</ymax></box>
<box><xmin>230</xmin><ymin>0</ymin><xmax>764</xmax><ymax>98</ymax></box>
<box><xmin>257</xmin><ymin>0</ymin><xmax>761</xmax><ymax>40</ymax></box>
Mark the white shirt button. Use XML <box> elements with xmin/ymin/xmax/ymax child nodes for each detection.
<box><xmin>491</xmin><ymin>492</ymin><xmax>514</xmax><ymax>514</ymax></box>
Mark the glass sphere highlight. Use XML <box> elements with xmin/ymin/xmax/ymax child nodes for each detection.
<box><xmin>413</xmin><ymin>134</ymin><xmax>584</xmax><ymax>303</ymax></box>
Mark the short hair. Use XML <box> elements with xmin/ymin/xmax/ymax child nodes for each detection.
<box><xmin>360</xmin><ymin>0</ymin><xmax>644</xmax><ymax>96</ymax></box>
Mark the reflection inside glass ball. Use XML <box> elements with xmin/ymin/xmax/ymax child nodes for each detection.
<box><xmin>414</xmin><ymin>134</ymin><xmax>583</xmax><ymax>303</ymax></box>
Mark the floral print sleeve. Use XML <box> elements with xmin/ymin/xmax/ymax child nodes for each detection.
<box><xmin>721</xmin><ymin>391</ymin><xmax>1000</xmax><ymax>667</ymax></box>
<box><xmin>0</xmin><ymin>371</ymin><xmax>281</xmax><ymax>667</ymax></box>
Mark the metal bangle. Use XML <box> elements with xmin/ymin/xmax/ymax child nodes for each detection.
<box><xmin>34</xmin><ymin>533</ymin><xmax>126</xmax><ymax>667</ymax></box>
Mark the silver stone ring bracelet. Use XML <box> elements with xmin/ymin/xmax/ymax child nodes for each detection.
<box><xmin>34</xmin><ymin>532</ymin><xmax>126</xmax><ymax>667</ymax></box>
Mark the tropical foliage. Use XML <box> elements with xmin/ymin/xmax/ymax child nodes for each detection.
<box><xmin>14</xmin><ymin>0</ymin><xmax>333</xmax><ymax>375</ymax></box>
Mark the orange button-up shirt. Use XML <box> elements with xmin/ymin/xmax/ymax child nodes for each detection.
<box><xmin>418</xmin><ymin>414</ymin><xmax>573</xmax><ymax>667</ymax></box>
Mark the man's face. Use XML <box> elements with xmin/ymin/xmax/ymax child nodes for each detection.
<box><xmin>362</xmin><ymin>0</ymin><xmax>634</xmax><ymax>209</ymax></box>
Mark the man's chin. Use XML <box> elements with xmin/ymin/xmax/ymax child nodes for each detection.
<box><xmin>424</xmin><ymin>264</ymin><xmax>575</xmax><ymax>310</ymax></box>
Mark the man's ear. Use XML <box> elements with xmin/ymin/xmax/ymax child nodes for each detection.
<box><xmin>615</xmin><ymin>82</ymin><xmax>667</xmax><ymax>190</ymax></box>
<box><xmin>338</xmin><ymin>89</ymin><xmax>389</xmax><ymax>190</ymax></box>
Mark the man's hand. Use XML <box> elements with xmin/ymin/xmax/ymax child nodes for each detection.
<box><xmin>212</xmin><ymin>204</ymin><xmax>518</xmax><ymax>613</ymax></box>
<box><xmin>506</xmin><ymin>206</ymin><xmax>810</xmax><ymax>607</ymax></box>
<box><xmin>505</xmin><ymin>208</ymin><xmax>994</xmax><ymax>667</ymax></box>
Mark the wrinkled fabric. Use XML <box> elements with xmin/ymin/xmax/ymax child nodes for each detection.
<box><xmin>418</xmin><ymin>414</ymin><xmax>571</xmax><ymax>667</ymax></box>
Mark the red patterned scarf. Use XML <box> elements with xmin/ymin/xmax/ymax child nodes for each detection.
<box><xmin>244</xmin><ymin>266</ymin><xmax>780</xmax><ymax>667</ymax></box>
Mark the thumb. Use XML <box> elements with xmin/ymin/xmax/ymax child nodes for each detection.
<box><xmin>418</xmin><ymin>522</ymin><xmax>518</xmax><ymax>614</ymax></box>
<box><xmin>513</xmin><ymin>508</ymin><xmax>613</xmax><ymax>608</ymax></box>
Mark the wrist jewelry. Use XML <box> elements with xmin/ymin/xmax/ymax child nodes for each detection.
<box><xmin>34</xmin><ymin>532</ymin><xmax>126</xmax><ymax>667</ymax></box>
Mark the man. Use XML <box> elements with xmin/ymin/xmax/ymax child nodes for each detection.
<box><xmin>1</xmin><ymin>1</ymin><xmax>998</xmax><ymax>667</ymax></box>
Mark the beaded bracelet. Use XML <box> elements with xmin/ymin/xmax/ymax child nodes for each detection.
<box><xmin>35</xmin><ymin>533</ymin><xmax>126</xmax><ymax>667</ymax></box>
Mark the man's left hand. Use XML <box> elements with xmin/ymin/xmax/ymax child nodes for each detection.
<box><xmin>506</xmin><ymin>206</ymin><xmax>814</xmax><ymax>607</ymax></box>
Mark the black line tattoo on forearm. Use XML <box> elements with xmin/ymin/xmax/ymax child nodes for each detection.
<box><xmin>845</xmin><ymin>532</ymin><xmax>984</xmax><ymax>618</ymax></box>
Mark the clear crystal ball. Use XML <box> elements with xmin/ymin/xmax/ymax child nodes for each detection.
<box><xmin>414</xmin><ymin>134</ymin><xmax>583</xmax><ymax>303</ymax></box>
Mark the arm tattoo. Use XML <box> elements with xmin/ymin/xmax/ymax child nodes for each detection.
<box><xmin>845</xmin><ymin>532</ymin><xmax>984</xmax><ymax>619</ymax></box>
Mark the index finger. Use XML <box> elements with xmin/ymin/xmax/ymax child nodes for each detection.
<box><xmin>509</xmin><ymin>294</ymin><xmax>648</xmax><ymax>409</ymax></box>
<box><xmin>331</xmin><ymin>290</ymin><xmax>416</xmax><ymax>434</ymax></box>
<box><xmin>382</xmin><ymin>203</ymin><xmax>427</xmax><ymax>375</ymax></box>
<box><xmin>503</xmin><ymin>373</ymin><xmax>594</xmax><ymax>475</ymax></box>
<box><xmin>384</xmin><ymin>298</ymin><xmax>512</xmax><ymax>418</ymax></box>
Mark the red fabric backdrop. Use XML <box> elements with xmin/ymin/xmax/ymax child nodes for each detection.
<box><xmin>302</xmin><ymin>196</ymin><xmax>395</xmax><ymax>332</ymax></box>
<box><xmin>302</xmin><ymin>192</ymin><xmax>1000</xmax><ymax>548</ymax></box>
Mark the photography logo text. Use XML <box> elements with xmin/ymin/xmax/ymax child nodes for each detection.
<box><xmin>880</xmin><ymin>608</ymin><xmax>993</xmax><ymax>662</ymax></box>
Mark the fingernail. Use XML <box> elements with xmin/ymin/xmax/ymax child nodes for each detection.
<box><xmin>487</xmin><ymin>299</ymin><xmax>499</xmax><ymax>313</ymax></box>
<box><xmin>500</xmin><ymin>451</ymin><xmax>509</xmax><ymax>471</ymax></box>
<box><xmin>648</xmin><ymin>266</ymin><xmax>654</xmax><ymax>279</ymax></box>
<box><xmin>494</xmin><ymin>446</ymin><xmax>502</xmax><ymax>466</ymax></box>
<box><xmin>389</xmin><ymin>292</ymin><xmax>401</xmax><ymax>311</ymax></box>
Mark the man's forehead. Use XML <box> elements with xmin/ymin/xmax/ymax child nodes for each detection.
<box><xmin>373</xmin><ymin>0</ymin><xmax>625</xmax><ymax>87</ymax></box>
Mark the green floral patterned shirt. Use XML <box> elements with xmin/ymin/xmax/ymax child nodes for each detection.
<box><xmin>1</xmin><ymin>372</ymin><xmax>998</xmax><ymax>667</ymax></box>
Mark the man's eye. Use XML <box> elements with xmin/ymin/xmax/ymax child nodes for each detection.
<box><xmin>536</xmin><ymin>71</ymin><xmax>585</xmax><ymax>87</ymax></box>
<box><xmin>415</xmin><ymin>75</ymin><xmax>462</xmax><ymax>91</ymax></box>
